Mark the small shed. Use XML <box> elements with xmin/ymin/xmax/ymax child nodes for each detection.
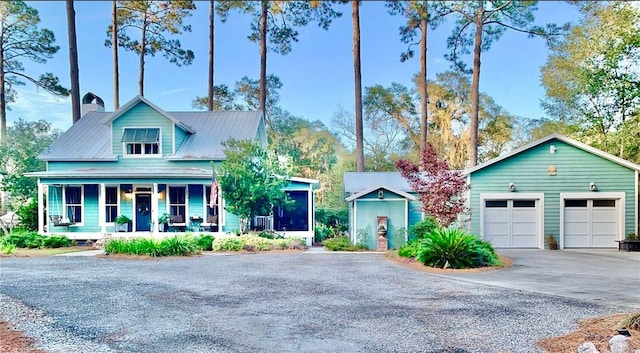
<box><xmin>344</xmin><ymin>172</ymin><xmax>423</xmax><ymax>249</ymax></box>
<box><xmin>465</xmin><ymin>133</ymin><xmax>640</xmax><ymax>249</ymax></box>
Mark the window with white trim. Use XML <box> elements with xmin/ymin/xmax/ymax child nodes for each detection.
<box><xmin>169</xmin><ymin>186</ymin><xmax>186</xmax><ymax>217</ymax></box>
<box><xmin>122</xmin><ymin>128</ymin><xmax>160</xmax><ymax>156</ymax></box>
<box><xmin>105</xmin><ymin>186</ymin><xmax>118</xmax><ymax>223</ymax></box>
<box><xmin>65</xmin><ymin>186</ymin><xmax>83</xmax><ymax>223</ymax></box>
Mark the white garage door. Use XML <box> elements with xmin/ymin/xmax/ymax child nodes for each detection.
<box><xmin>564</xmin><ymin>199</ymin><xmax>617</xmax><ymax>248</ymax></box>
<box><xmin>484</xmin><ymin>199</ymin><xmax>538</xmax><ymax>248</ymax></box>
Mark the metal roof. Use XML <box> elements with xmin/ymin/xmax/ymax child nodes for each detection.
<box><xmin>25</xmin><ymin>167</ymin><xmax>213</xmax><ymax>179</ymax></box>
<box><xmin>167</xmin><ymin>111</ymin><xmax>263</xmax><ymax>160</ymax></box>
<box><xmin>39</xmin><ymin>103</ymin><xmax>264</xmax><ymax>161</ymax></box>
<box><xmin>39</xmin><ymin>111</ymin><xmax>116</xmax><ymax>161</ymax></box>
<box><xmin>343</xmin><ymin>172</ymin><xmax>412</xmax><ymax>193</ymax></box>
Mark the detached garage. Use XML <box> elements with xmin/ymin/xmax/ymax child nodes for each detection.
<box><xmin>467</xmin><ymin>134</ymin><xmax>639</xmax><ymax>249</ymax></box>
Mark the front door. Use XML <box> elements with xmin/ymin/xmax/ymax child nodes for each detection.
<box><xmin>135</xmin><ymin>194</ymin><xmax>152</xmax><ymax>231</ymax></box>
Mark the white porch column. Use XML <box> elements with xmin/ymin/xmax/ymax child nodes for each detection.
<box><xmin>99</xmin><ymin>183</ymin><xmax>106</xmax><ymax>233</ymax></box>
<box><xmin>37</xmin><ymin>179</ymin><xmax>44</xmax><ymax>234</ymax></box>
<box><xmin>152</xmin><ymin>183</ymin><xmax>159</xmax><ymax>234</ymax></box>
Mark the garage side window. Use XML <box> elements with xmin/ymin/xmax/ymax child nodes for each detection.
<box><xmin>565</xmin><ymin>199</ymin><xmax>587</xmax><ymax>207</ymax></box>
<box><xmin>485</xmin><ymin>200</ymin><xmax>507</xmax><ymax>208</ymax></box>
<box><xmin>513</xmin><ymin>200</ymin><xmax>535</xmax><ymax>208</ymax></box>
<box><xmin>593</xmin><ymin>199</ymin><xmax>616</xmax><ymax>207</ymax></box>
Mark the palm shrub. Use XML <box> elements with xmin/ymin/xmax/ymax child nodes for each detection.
<box><xmin>416</xmin><ymin>228</ymin><xmax>502</xmax><ymax>269</ymax></box>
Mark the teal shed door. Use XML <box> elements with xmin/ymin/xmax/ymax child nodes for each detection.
<box><xmin>355</xmin><ymin>200</ymin><xmax>406</xmax><ymax>250</ymax></box>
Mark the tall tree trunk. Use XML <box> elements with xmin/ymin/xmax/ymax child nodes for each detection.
<box><xmin>138</xmin><ymin>14</ymin><xmax>147</xmax><ymax>96</ymax></box>
<box><xmin>259</xmin><ymin>0</ymin><xmax>268</xmax><ymax>123</ymax></box>
<box><xmin>207</xmin><ymin>0</ymin><xmax>215</xmax><ymax>111</ymax></box>
<box><xmin>0</xmin><ymin>48</ymin><xmax>6</xmax><ymax>145</ymax></box>
<box><xmin>112</xmin><ymin>0</ymin><xmax>119</xmax><ymax>109</ymax></box>
<box><xmin>66</xmin><ymin>0</ymin><xmax>80</xmax><ymax>123</ymax></box>
<box><xmin>419</xmin><ymin>0</ymin><xmax>428</xmax><ymax>152</ymax></box>
<box><xmin>469</xmin><ymin>1</ymin><xmax>484</xmax><ymax>167</ymax></box>
<box><xmin>352</xmin><ymin>0</ymin><xmax>364</xmax><ymax>172</ymax></box>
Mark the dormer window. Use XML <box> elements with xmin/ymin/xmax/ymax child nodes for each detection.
<box><xmin>122</xmin><ymin>128</ymin><xmax>160</xmax><ymax>156</ymax></box>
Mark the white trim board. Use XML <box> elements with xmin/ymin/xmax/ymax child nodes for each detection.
<box><xmin>559</xmin><ymin>192</ymin><xmax>625</xmax><ymax>249</ymax></box>
<box><xmin>479</xmin><ymin>193</ymin><xmax>545</xmax><ymax>249</ymax></box>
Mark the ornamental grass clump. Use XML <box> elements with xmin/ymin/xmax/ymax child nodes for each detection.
<box><xmin>619</xmin><ymin>312</ymin><xmax>640</xmax><ymax>331</ymax></box>
<box><xmin>104</xmin><ymin>236</ymin><xmax>200</xmax><ymax>257</ymax></box>
<box><xmin>416</xmin><ymin>228</ymin><xmax>502</xmax><ymax>269</ymax></box>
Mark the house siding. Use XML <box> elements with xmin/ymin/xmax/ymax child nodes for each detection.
<box><xmin>355</xmin><ymin>198</ymin><xmax>407</xmax><ymax>249</ymax></box>
<box><xmin>111</xmin><ymin>103</ymin><xmax>176</xmax><ymax>160</ymax></box>
<box><xmin>470</xmin><ymin>140</ymin><xmax>637</xmax><ymax>243</ymax></box>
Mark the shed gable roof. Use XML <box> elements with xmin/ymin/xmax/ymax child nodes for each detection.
<box><xmin>465</xmin><ymin>133</ymin><xmax>640</xmax><ymax>174</ymax></box>
<box><xmin>345</xmin><ymin>185</ymin><xmax>417</xmax><ymax>202</ymax></box>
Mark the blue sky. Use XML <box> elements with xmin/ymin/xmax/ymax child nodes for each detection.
<box><xmin>10</xmin><ymin>1</ymin><xmax>580</xmax><ymax>132</ymax></box>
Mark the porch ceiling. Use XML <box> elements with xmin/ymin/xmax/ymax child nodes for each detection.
<box><xmin>26</xmin><ymin>167</ymin><xmax>212</xmax><ymax>179</ymax></box>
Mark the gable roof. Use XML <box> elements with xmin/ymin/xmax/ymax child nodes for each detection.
<box><xmin>465</xmin><ymin>133</ymin><xmax>640</xmax><ymax>175</ymax></box>
<box><xmin>39</xmin><ymin>98</ymin><xmax>265</xmax><ymax>161</ymax></box>
<box><xmin>343</xmin><ymin>172</ymin><xmax>412</xmax><ymax>193</ymax></box>
<box><xmin>101</xmin><ymin>95</ymin><xmax>195</xmax><ymax>134</ymax></box>
<box><xmin>345</xmin><ymin>185</ymin><xmax>417</xmax><ymax>202</ymax></box>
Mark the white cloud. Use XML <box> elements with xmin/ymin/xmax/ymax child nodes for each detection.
<box><xmin>8</xmin><ymin>88</ymin><xmax>72</xmax><ymax>131</ymax></box>
<box><xmin>161</xmin><ymin>87</ymin><xmax>186</xmax><ymax>95</ymax></box>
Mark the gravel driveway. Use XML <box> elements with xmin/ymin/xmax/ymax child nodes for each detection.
<box><xmin>0</xmin><ymin>252</ymin><xmax>627</xmax><ymax>353</ymax></box>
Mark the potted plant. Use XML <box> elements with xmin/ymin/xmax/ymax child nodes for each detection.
<box><xmin>115</xmin><ymin>215</ymin><xmax>131</xmax><ymax>232</ymax></box>
<box><xmin>158</xmin><ymin>213</ymin><xmax>170</xmax><ymax>232</ymax></box>
<box><xmin>546</xmin><ymin>234</ymin><xmax>558</xmax><ymax>250</ymax></box>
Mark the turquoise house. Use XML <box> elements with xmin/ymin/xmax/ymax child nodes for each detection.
<box><xmin>344</xmin><ymin>172</ymin><xmax>424</xmax><ymax>249</ymax></box>
<box><xmin>26</xmin><ymin>94</ymin><xmax>318</xmax><ymax>244</ymax></box>
<box><xmin>465</xmin><ymin>133</ymin><xmax>640</xmax><ymax>249</ymax></box>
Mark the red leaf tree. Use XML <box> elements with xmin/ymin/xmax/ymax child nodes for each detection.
<box><xmin>395</xmin><ymin>143</ymin><xmax>469</xmax><ymax>226</ymax></box>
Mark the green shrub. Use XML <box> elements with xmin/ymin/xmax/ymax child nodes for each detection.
<box><xmin>314</xmin><ymin>222</ymin><xmax>329</xmax><ymax>243</ymax></box>
<box><xmin>195</xmin><ymin>235</ymin><xmax>214</xmax><ymax>251</ymax></box>
<box><xmin>212</xmin><ymin>236</ymin><xmax>244</xmax><ymax>252</ymax></box>
<box><xmin>416</xmin><ymin>228</ymin><xmax>501</xmax><ymax>269</ymax></box>
<box><xmin>409</xmin><ymin>216</ymin><xmax>440</xmax><ymax>240</ymax></box>
<box><xmin>398</xmin><ymin>239</ymin><xmax>420</xmax><ymax>258</ymax></box>
<box><xmin>323</xmin><ymin>236</ymin><xmax>365</xmax><ymax>251</ymax></box>
<box><xmin>42</xmin><ymin>235</ymin><xmax>72</xmax><ymax>248</ymax></box>
<box><xmin>315</xmin><ymin>207</ymin><xmax>348</xmax><ymax>232</ymax></box>
<box><xmin>257</xmin><ymin>230</ymin><xmax>283</xmax><ymax>240</ymax></box>
<box><xmin>3</xmin><ymin>231</ymin><xmax>44</xmax><ymax>248</ymax></box>
<box><xmin>16</xmin><ymin>199</ymin><xmax>38</xmax><ymax>231</ymax></box>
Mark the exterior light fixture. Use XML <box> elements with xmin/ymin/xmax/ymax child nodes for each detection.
<box><xmin>589</xmin><ymin>182</ymin><xmax>598</xmax><ymax>191</ymax></box>
<box><xmin>508</xmin><ymin>182</ymin><xmax>516</xmax><ymax>192</ymax></box>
